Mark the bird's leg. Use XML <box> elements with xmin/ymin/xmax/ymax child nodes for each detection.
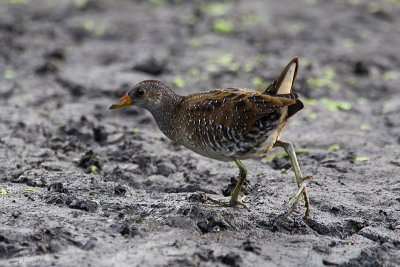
<box><xmin>207</xmin><ymin>159</ymin><xmax>248</xmax><ymax>208</ymax></box>
<box><xmin>275</xmin><ymin>140</ymin><xmax>311</xmax><ymax>219</ymax></box>
<box><xmin>230</xmin><ymin>160</ymin><xmax>247</xmax><ymax>207</ymax></box>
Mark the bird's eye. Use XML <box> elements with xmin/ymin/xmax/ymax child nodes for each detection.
<box><xmin>136</xmin><ymin>88</ymin><xmax>145</xmax><ymax>96</ymax></box>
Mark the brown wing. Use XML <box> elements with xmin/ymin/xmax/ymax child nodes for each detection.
<box><xmin>174</xmin><ymin>88</ymin><xmax>296</xmax><ymax>158</ymax></box>
<box><xmin>181</xmin><ymin>88</ymin><xmax>296</xmax><ymax>130</ymax></box>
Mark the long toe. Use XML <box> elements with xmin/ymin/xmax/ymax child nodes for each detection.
<box><xmin>207</xmin><ymin>196</ymin><xmax>248</xmax><ymax>209</ymax></box>
<box><xmin>277</xmin><ymin>182</ymin><xmax>309</xmax><ymax>220</ymax></box>
<box><xmin>229</xmin><ymin>196</ymin><xmax>249</xmax><ymax>209</ymax></box>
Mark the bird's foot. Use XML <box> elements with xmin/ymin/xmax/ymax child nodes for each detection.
<box><xmin>207</xmin><ymin>196</ymin><xmax>248</xmax><ymax>209</ymax></box>
<box><xmin>276</xmin><ymin>175</ymin><xmax>312</xmax><ymax>221</ymax></box>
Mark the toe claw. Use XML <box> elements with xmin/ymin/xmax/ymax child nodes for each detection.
<box><xmin>230</xmin><ymin>196</ymin><xmax>249</xmax><ymax>209</ymax></box>
<box><xmin>278</xmin><ymin>178</ymin><xmax>310</xmax><ymax>220</ymax></box>
<box><xmin>207</xmin><ymin>196</ymin><xmax>248</xmax><ymax>209</ymax></box>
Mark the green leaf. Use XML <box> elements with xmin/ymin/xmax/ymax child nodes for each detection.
<box><xmin>188</xmin><ymin>67</ymin><xmax>200</xmax><ymax>76</ymax></box>
<box><xmin>361</xmin><ymin>123</ymin><xmax>371</xmax><ymax>131</ymax></box>
<box><xmin>303</xmin><ymin>98</ymin><xmax>317</xmax><ymax>105</ymax></box>
<box><xmin>26</xmin><ymin>188</ymin><xmax>37</xmax><ymax>192</ymax></box>
<box><xmin>149</xmin><ymin>0</ymin><xmax>164</xmax><ymax>5</ymax></box>
<box><xmin>382</xmin><ymin>71</ymin><xmax>398</xmax><ymax>81</ymax></box>
<box><xmin>242</xmin><ymin>63</ymin><xmax>254</xmax><ymax>73</ymax></box>
<box><xmin>328</xmin><ymin>144</ymin><xmax>340</xmax><ymax>151</ymax></box>
<box><xmin>172</xmin><ymin>76</ymin><xmax>185</xmax><ymax>88</ymax></box>
<box><xmin>4</xmin><ymin>70</ymin><xmax>16</xmax><ymax>79</ymax></box>
<box><xmin>252</xmin><ymin>76</ymin><xmax>264</xmax><ymax>86</ymax></box>
<box><xmin>82</xmin><ymin>20</ymin><xmax>95</xmax><ymax>31</ymax></box>
<box><xmin>304</xmin><ymin>0</ymin><xmax>317</xmax><ymax>4</ymax></box>
<box><xmin>308</xmin><ymin>112</ymin><xmax>317</xmax><ymax>120</ymax></box>
<box><xmin>189</xmin><ymin>38</ymin><xmax>200</xmax><ymax>47</ymax></box>
<box><xmin>367</xmin><ymin>2</ymin><xmax>381</xmax><ymax>13</ymax></box>
<box><xmin>324</xmin><ymin>68</ymin><xmax>336</xmax><ymax>79</ymax></box>
<box><xmin>228</xmin><ymin>64</ymin><xmax>239</xmax><ymax>72</ymax></box>
<box><xmin>291</xmin><ymin>120</ymin><xmax>302</xmax><ymax>126</ymax></box>
<box><xmin>1</xmin><ymin>188</ymin><xmax>10</xmax><ymax>195</ymax></box>
<box><xmin>202</xmin><ymin>2</ymin><xmax>232</xmax><ymax>16</ymax></box>
<box><xmin>206</xmin><ymin>64</ymin><xmax>219</xmax><ymax>72</ymax></box>
<box><xmin>355</xmin><ymin>156</ymin><xmax>369</xmax><ymax>162</ymax></box>
<box><xmin>306</xmin><ymin>68</ymin><xmax>340</xmax><ymax>91</ymax></box>
<box><xmin>75</xmin><ymin>0</ymin><xmax>88</xmax><ymax>8</ymax></box>
<box><xmin>347</xmin><ymin>77</ymin><xmax>357</xmax><ymax>86</ymax></box>
<box><xmin>2</xmin><ymin>0</ymin><xmax>29</xmax><ymax>4</ymax></box>
<box><xmin>213</xmin><ymin>19</ymin><xmax>233</xmax><ymax>33</ymax></box>
<box><xmin>357</xmin><ymin>98</ymin><xmax>367</xmax><ymax>105</ymax></box>
<box><xmin>90</xmin><ymin>165</ymin><xmax>97</xmax><ymax>174</ymax></box>
<box><xmin>320</xmin><ymin>97</ymin><xmax>351</xmax><ymax>111</ymax></box>
<box><xmin>210</xmin><ymin>53</ymin><xmax>234</xmax><ymax>66</ymax></box>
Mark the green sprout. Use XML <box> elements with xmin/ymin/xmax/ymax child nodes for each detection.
<box><xmin>242</xmin><ymin>63</ymin><xmax>254</xmax><ymax>73</ymax></box>
<box><xmin>213</xmin><ymin>19</ymin><xmax>233</xmax><ymax>33</ymax></box>
<box><xmin>2</xmin><ymin>0</ymin><xmax>28</xmax><ymax>4</ymax></box>
<box><xmin>382</xmin><ymin>71</ymin><xmax>398</xmax><ymax>81</ymax></box>
<box><xmin>1</xmin><ymin>188</ymin><xmax>11</xmax><ymax>195</ymax></box>
<box><xmin>308</xmin><ymin>112</ymin><xmax>317</xmax><ymax>120</ymax></box>
<box><xmin>291</xmin><ymin>120</ymin><xmax>302</xmax><ymax>126</ymax></box>
<box><xmin>357</xmin><ymin>98</ymin><xmax>367</xmax><ymax>105</ymax></box>
<box><xmin>211</xmin><ymin>53</ymin><xmax>234</xmax><ymax>66</ymax></box>
<box><xmin>355</xmin><ymin>156</ymin><xmax>369</xmax><ymax>162</ymax></box>
<box><xmin>89</xmin><ymin>165</ymin><xmax>97</xmax><ymax>174</ymax></box>
<box><xmin>149</xmin><ymin>0</ymin><xmax>164</xmax><ymax>5</ymax></box>
<box><xmin>74</xmin><ymin>0</ymin><xmax>88</xmax><ymax>8</ymax></box>
<box><xmin>202</xmin><ymin>2</ymin><xmax>232</xmax><ymax>16</ymax></box>
<box><xmin>189</xmin><ymin>38</ymin><xmax>200</xmax><ymax>47</ymax></box>
<box><xmin>188</xmin><ymin>67</ymin><xmax>200</xmax><ymax>77</ymax></box>
<box><xmin>206</xmin><ymin>64</ymin><xmax>219</xmax><ymax>73</ymax></box>
<box><xmin>303</xmin><ymin>98</ymin><xmax>317</xmax><ymax>106</ymax></box>
<box><xmin>360</xmin><ymin>123</ymin><xmax>371</xmax><ymax>131</ymax></box>
<box><xmin>320</xmin><ymin>97</ymin><xmax>351</xmax><ymax>111</ymax></box>
<box><xmin>4</xmin><ymin>70</ymin><xmax>16</xmax><ymax>79</ymax></box>
<box><xmin>306</xmin><ymin>67</ymin><xmax>340</xmax><ymax>91</ymax></box>
<box><xmin>328</xmin><ymin>144</ymin><xmax>340</xmax><ymax>151</ymax></box>
<box><xmin>172</xmin><ymin>76</ymin><xmax>185</xmax><ymax>88</ymax></box>
<box><xmin>26</xmin><ymin>188</ymin><xmax>37</xmax><ymax>192</ymax></box>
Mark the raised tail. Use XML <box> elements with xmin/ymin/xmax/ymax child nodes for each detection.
<box><xmin>264</xmin><ymin>57</ymin><xmax>304</xmax><ymax>118</ymax></box>
<box><xmin>263</xmin><ymin>57</ymin><xmax>299</xmax><ymax>95</ymax></box>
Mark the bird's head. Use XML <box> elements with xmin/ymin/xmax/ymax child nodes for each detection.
<box><xmin>109</xmin><ymin>80</ymin><xmax>181</xmax><ymax>113</ymax></box>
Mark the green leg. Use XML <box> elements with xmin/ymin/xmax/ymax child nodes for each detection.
<box><xmin>275</xmin><ymin>140</ymin><xmax>311</xmax><ymax>219</ymax></box>
<box><xmin>207</xmin><ymin>159</ymin><xmax>248</xmax><ymax>208</ymax></box>
<box><xmin>229</xmin><ymin>160</ymin><xmax>247</xmax><ymax>207</ymax></box>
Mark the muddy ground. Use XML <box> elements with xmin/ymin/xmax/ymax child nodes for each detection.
<box><xmin>1</xmin><ymin>0</ymin><xmax>400</xmax><ymax>266</ymax></box>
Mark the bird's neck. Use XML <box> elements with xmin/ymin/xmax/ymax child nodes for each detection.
<box><xmin>146</xmin><ymin>91</ymin><xmax>184</xmax><ymax>137</ymax></box>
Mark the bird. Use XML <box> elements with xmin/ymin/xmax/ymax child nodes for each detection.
<box><xmin>110</xmin><ymin>57</ymin><xmax>311</xmax><ymax>219</ymax></box>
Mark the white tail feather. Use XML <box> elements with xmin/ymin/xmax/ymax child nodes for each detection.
<box><xmin>277</xmin><ymin>63</ymin><xmax>297</xmax><ymax>94</ymax></box>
